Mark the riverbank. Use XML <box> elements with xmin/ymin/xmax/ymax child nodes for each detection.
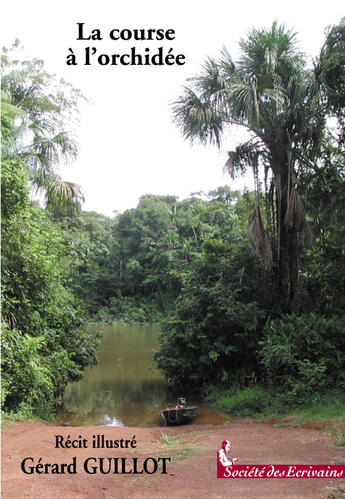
<box><xmin>2</xmin><ymin>420</ymin><xmax>344</xmax><ymax>498</ymax></box>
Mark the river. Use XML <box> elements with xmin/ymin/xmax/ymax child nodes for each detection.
<box><xmin>57</xmin><ymin>324</ymin><xmax>227</xmax><ymax>427</ymax></box>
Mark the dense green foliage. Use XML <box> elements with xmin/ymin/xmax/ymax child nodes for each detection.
<box><xmin>154</xmin><ymin>221</ymin><xmax>270</xmax><ymax>388</ymax></box>
<box><xmin>153</xmin><ymin>153</ymin><xmax>345</xmax><ymax>393</ymax></box>
<box><xmin>206</xmin><ymin>386</ymin><xmax>345</xmax><ymax>420</ymax></box>
<box><xmin>1</xmin><ymin>158</ymin><xmax>100</xmax><ymax>419</ymax></box>
<box><xmin>65</xmin><ymin>190</ymin><xmax>248</xmax><ymax>323</ymax></box>
<box><xmin>299</xmin><ymin>142</ymin><xmax>345</xmax><ymax>315</ymax></box>
<box><xmin>319</xmin><ymin>18</ymin><xmax>345</xmax><ymax>137</ymax></box>
<box><xmin>260</xmin><ymin>314</ymin><xmax>345</xmax><ymax>397</ymax></box>
<box><xmin>1</xmin><ymin>50</ymin><xmax>99</xmax><ymax>419</ymax></box>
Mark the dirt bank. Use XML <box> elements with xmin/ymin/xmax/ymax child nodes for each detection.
<box><xmin>2</xmin><ymin>421</ymin><xmax>344</xmax><ymax>498</ymax></box>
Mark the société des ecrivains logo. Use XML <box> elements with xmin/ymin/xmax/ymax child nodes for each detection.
<box><xmin>217</xmin><ymin>440</ymin><xmax>345</xmax><ymax>479</ymax></box>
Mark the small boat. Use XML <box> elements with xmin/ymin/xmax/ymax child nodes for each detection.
<box><xmin>160</xmin><ymin>397</ymin><xmax>198</xmax><ymax>426</ymax></box>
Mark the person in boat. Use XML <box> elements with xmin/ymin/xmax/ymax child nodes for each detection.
<box><xmin>217</xmin><ymin>440</ymin><xmax>238</xmax><ymax>466</ymax></box>
<box><xmin>176</xmin><ymin>397</ymin><xmax>186</xmax><ymax>409</ymax></box>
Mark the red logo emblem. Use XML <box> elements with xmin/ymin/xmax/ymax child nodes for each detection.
<box><xmin>217</xmin><ymin>440</ymin><xmax>238</xmax><ymax>477</ymax></box>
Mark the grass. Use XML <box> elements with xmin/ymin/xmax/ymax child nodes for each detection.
<box><xmin>133</xmin><ymin>430</ymin><xmax>206</xmax><ymax>464</ymax></box>
<box><xmin>328</xmin><ymin>426</ymin><xmax>345</xmax><ymax>447</ymax></box>
<box><xmin>206</xmin><ymin>385</ymin><xmax>345</xmax><ymax>425</ymax></box>
<box><xmin>157</xmin><ymin>432</ymin><xmax>206</xmax><ymax>462</ymax></box>
<box><xmin>1</xmin><ymin>409</ymin><xmax>50</xmax><ymax>431</ymax></box>
<box><xmin>326</xmin><ymin>486</ymin><xmax>345</xmax><ymax>499</ymax></box>
<box><xmin>273</xmin><ymin>405</ymin><xmax>345</xmax><ymax>427</ymax></box>
<box><xmin>1</xmin><ymin>400</ymin><xmax>56</xmax><ymax>429</ymax></box>
<box><xmin>1</xmin><ymin>418</ymin><xmax>16</xmax><ymax>431</ymax></box>
<box><xmin>159</xmin><ymin>432</ymin><xmax>181</xmax><ymax>449</ymax></box>
<box><xmin>283</xmin><ymin>399</ymin><xmax>345</xmax><ymax>426</ymax></box>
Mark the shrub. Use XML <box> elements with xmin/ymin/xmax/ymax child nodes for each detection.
<box><xmin>1</xmin><ymin>329</ymin><xmax>54</xmax><ymax>418</ymax></box>
<box><xmin>259</xmin><ymin>313</ymin><xmax>345</xmax><ymax>397</ymax></box>
<box><xmin>210</xmin><ymin>386</ymin><xmax>271</xmax><ymax>416</ymax></box>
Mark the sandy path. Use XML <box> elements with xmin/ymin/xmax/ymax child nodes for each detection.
<box><xmin>2</xmin><ymin>421</ymin><xmax>344</xmax><ymax>498</ymax></box>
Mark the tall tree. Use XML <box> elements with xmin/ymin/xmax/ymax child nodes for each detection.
<box><xmin>173</xmin><ymin>22</ymin><xmax>325</xmax><ymax>312</ymax></box>
<box><xmin>1</xmin><ymin>43</ymin><xmax>85</xmax><ymax>214</ymax></box>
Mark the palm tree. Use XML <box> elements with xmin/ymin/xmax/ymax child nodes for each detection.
<box><xmin>1</xmin><ymin>46</ymin><xmax>85</xmax><ymax>214</ymax></box>
<box><xmin>173</xmin><ymin>21</ymin><xmax>325</xmax><ymax>313</ymax></box>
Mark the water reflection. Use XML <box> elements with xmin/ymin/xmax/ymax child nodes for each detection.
<box><xmin>103</xmin><ymin>415</ymin><xmax>124</xmax><ymax>427</ymax></box>
<box><xmin>57</xmin><ymin>324</ymin><xmax>227</xmax><ymax>427</ymax></box>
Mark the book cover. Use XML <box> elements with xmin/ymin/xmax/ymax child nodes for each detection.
<box><xmin>2</xmin><ymin>1</ymin><xmax>344</xmax><ymax>498</ymax></box>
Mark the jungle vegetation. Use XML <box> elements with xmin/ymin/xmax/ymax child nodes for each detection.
<box><xmin>1</xmin><ymin>44</ymin><xmax>98</xmax><ymax>419</ymax></box>
<box><xmin>1</xmin><ymin>19</ymin><xmax>345</xmax><ymax>419</ymax></box>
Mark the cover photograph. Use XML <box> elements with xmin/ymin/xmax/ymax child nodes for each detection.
<box><xmin>1</xmin><ymin>1</ymin><xmax>345</xmax><ymax>497</ymax></box>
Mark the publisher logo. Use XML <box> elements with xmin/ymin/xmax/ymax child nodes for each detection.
<box><xmin>216</xmin><ymin>440</ymin><xmax>345</xmax><ymax>479</ymax></box>
<box><xmin>217</xmin><ymin>440</ymin><xmax>238</xmax><ymax>474</ymax></box>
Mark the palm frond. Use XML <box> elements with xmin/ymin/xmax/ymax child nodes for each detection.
<box><xmin>45</xmin><ymin>176</ymin><xmax>85</xmax><ymax>214</ymax></box>
<box><xmin>225</xmin><ymin>138</ymin><xmax>267</xmax><ymax>177</ymax></box>
<box><xmin>228</xmin><ymin>81</ymin><xmax>260</xmax><ymax>125</ymax></box>
<box><xmin>172</xmin><ymin>87</ymin><xmax>225</xmax><ymax>146</ymax></box>
<box><xmin>31</xmin><ymin>170</ymin><xmax>85</xmax><ymax>214</ymax></box>
<box><xmin>218</xmin><ymin>47</ymin><xmax>236</xmax><ymax>76</ymax></box>
<box><xmin>224</xmin><ymin>151</ymin><xmax>235</xmax><ymax>179</ymax></box>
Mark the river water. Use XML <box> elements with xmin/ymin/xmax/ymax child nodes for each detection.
<box><xmin>57</xmin><ymin>324</ymin><xmax>227</xmax><ymax>427</ymax></box>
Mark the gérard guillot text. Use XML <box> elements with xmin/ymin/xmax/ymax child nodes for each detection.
<box><xmin>20</xmin><ymin>434</ymin><xmax>170</xmax><ymax>475</ymax></box>
<box><xmin>21</xmin><ymin>456</ymin><xmax>170</xmax><ymax>475</ymax></box>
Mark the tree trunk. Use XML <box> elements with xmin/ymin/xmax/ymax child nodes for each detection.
<box><xmin>279</xmin><ymin>225</ymin><xmax>298</xmax><ymax>313</ymax></box>
<box><xmin>273</xmin><ymin>152</ymin><xmax>299</xmax><ymax>314</ymax></box>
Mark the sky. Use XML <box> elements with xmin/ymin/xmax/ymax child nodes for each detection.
<box><xmin>1</xmin><ymin>1</ymin><xmax>344</xmax><ymax>217</ymax></box>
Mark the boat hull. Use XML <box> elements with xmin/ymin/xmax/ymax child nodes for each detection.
<box><xmin>160</xmin><ymin>406</ymin><xmax>198</xmax><ymax>426</ymax></box>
